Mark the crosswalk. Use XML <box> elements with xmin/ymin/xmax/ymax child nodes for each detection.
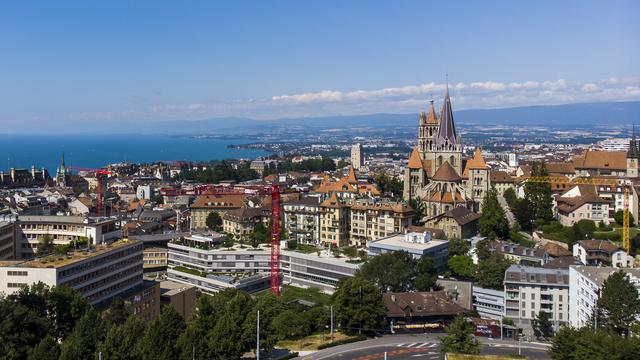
<box><xmin>395</xmin><ymin>342</ymin><xmax>439</xmax><ymax>348</ymax></box>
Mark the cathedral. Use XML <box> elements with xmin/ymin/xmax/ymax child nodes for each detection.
<box><xmin>403</xmin><ymin>85</ymin><xmax>490</xmax><ymax>219</ymax></box>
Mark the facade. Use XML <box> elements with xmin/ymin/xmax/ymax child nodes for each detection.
<box><xmin>573</xmin><ymin>150</ymin><xmax>627</xmax><ymax>177</ymax></box>
<box><xmin>143</xmin><ymin>247</ymin><xmax>168</xmax><ymax>270</ymax></box>
<box><xmin>0</xmin><ymin>222</ymin><xmax>16</xmax><ymax>260</ymax></box>
<box><xmin>573</xmin><ymin>240</ymin><xmax>632</xmax><ymax>268</ymax></box>
<box><xmin>159</xmin><ymin>280</ymin><xmax>197</xmax><ymax>319</ymax></box>
<box><xmin>314</xmin><ymin>167</ymin><xmax>380</xmax><ymax>199</ymax></box>
<box><xmin>472</xmin><ymin>286</ymin><xmax>505</xmax><ymax>320</ymax></box>
<box><xmin>490</xmin><ymin>171</ymin><xmax>516</xmax><ymax>197</ymax></box>
<box><xmin>0</xmin><ymin>239</ymin><xmax>144</xmax><ymax>306</ymax></box>
<box><xmin>503</xmin><ymin>265</ymin><xmax>570</xmax><ymax>333</ymax></box>
<box><xmin>190</xmin><ymin>194</ymin><xmax>246</xmax><ymax>230</ymax></box>
<box><xmin>15</xmin><ymin>215</ymin><xmax>121</xmax><ymax>259</ymax></box>
<box><xmin>349</xmin><ymin>198</ymin><xmax>413</xmax><ymax>247</ymax></box>
<box><xmin>284</xmin><ymin>197</ymin><xmax>322</xmax><ymax>245</ymax></box>
<box><xmin>556</xmin><ymin>186</ymin><xmax>611</xmax><ymax>226</ymax></box>
<box><xmin>424</xmin><ymin>206</ymin><xmax>480</xmax><ymax>239</ymax></box>
<box><xmin>167</xmin><ymin>233</ymin><xmax>358</xmax><ymax>293</ymax></box>
<box><xmin>568</xmin><ymin>266</ymin><xmax>640</xmax><ymax>328</ymax></box>
<box><xmin>383</xmin><ymin>291</ymin><xmax>467</xmax><ymax>325</ymax></box>
<box><xmin>0</xmin><ymin>166</ymin><xmax>49</xmax><ymax>189</ymax></box>
<box><xmin>319</xmin><ymin>193</ymin><xmax>351</xmax><ymax>247</ymax></box>
<box><xmin>367</xmin><ymin>232</ymin><xmax>449</xmax><ymax>272</ymax></box>
<box><xmin>351</xmin><ymin>143</ymin><xmax>364</xmax><ymax>170</ymax></box>
<box><xmin>222</xmin><ymin>206</ymin><xmax>270</xmax><ymax>240</ymax></box>
<box><xmin>105</xmin><ymin>280</ymin><xmax>160</xmax><ymax>324</ymax></box>
<box><xmin>488</xmin><ymin>240</ymin><xmax>549</xmax><ymax>266</ymax></box>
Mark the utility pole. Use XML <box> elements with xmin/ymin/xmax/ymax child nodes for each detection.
<box><xmin>330</xmin><ymin>305</ymin><xmax>334</xmax><ymax>340</ymax></box>
<box><xmin>500</xmin><ymin>317</ymin><xmax>503</xmax><ymax>340</ymax></box>
<box><xmin>518</xmin><ymin>335</ymin><xmax>522</xmax><ymax>356</ymax></box>
<box><xmin>256</xmin><ymin>310</ymin><xmax>260</xmax><ymax>360</ymax></box>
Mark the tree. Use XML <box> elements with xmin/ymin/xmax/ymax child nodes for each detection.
<box><xmin>448</xmin><ymin>238</ymin><xmax>470</xmax><ymax>257</ymax></box>
<box><xmin>0</xmin><ymin>300</ymin><xmax>49</xmax><ymax>360</ymax></box>
<box><xmin>249</xmin><ymin>222</ymin><xmax>270</xmax><ymax>247</ymax></box>
<box><xmin>374</xmin><ymin>173</ymin><xmax>403</xmax><ymax>199</ymax></box>
<box><xmin>503</xmin><ymin>187</ymin><xmax>517</xmax><ymax>210</ymax></box>
<box><xmin>573</xmin><ymin>219</ymin><xmax>596</xmax><ymax>240</ymax></box>
<box><xmin>613</xmin><ymin>210</ymin><xmax>635</xmax><ymax>227</ymax></box>
<box><xmin>475</xmin><ymin>239</ymin><xmax>492</xmax><ymax>262</ymax></box>
<box><xmin>36</xmin><ymin>234</ymin><xmax>55</xmax><ymax>256</ymax></box>
<box><xmin>410</xmin><ymin>199</ymin><xmax>425</xmax><ymax>225</ymax></box>
<box><xmin>597</xmin><ymin>270</ymin><xmax>640</xmax><ymax>337</ymax></box>
<box><xmin>59</xmin><ymin>310</ymin><xmax>106</xmax><ymax>360</ymax></box>
<box><xmin>241</xmin><ymin>293</ymin><xmax>285</xmax><ymax>353</ymax></box>
<box><xmin>139</xmin><ymin>306</ymin><xmax>186</xmax><ymax>360</ymax></box>
<box><xmin>550</xmin><ymin>327</ymin><xmax>640</xmax><ymax>360</ymax></box>
<box><xmin>478</xmin><ymin>188</ymin><xmax>509</xmax><ymax>240</ymax></box>
<box><xmin>448</xmin><ymin>255</ymin><xmax>477</xmax><ymax>280</ymax></box>
<box><xmin>206</xmin><ymin>211</ymin><xmax>223</xmax><ymax>231</ymax></box>
<box><xmin>208</xmin><ymin>291</ymin><xmax>253</xmax><ymax>359</ymax></box>
<box><xmin>440</xmin><ymin>314</ymin><xmax>479</xmax><ymax>354</ymax></box>
<box><xmin>415</xmin><ymin>256</ymin><xmax>438</xmax><ymax>291</ymax></box>
<box><xmin>28</xmin><ymin>336</ymin><xmax>60</xmax><ymax>360</ymax></box>
<box><xmin>104</xmin><ymin>297</ymin><xmax>130</xmax><ymax>328</ymax></box>
<box><xmin>357</xmin><ymin>251</ymin><xmax>416</xmax><ymax>292</ymax></box>
<box><xmin>476</xmin><ymin>254</ymin><xmax>512</xmax><ymax>290</ymax></box>
<box><xmin>532</xmin><ymin>310</ymin><xmax>554</xmax><ymax>339</ymax></box>
<box><xmin>524</xmin><ymin>163</ymin><xmax>554</xmax><ymax>224</ymax></box>
<box><xmin>272</xmin><ymin>309</ymin><xmax>307</xmax><ymax>340</ymax></box>
<box><xmin>332</xmin><ymin>277</ymin><xmax>386</xmax><ymax>335</ymax></box>
<box><xmin>514</xmin><ymin>197</ymin><xmax>535</xmax><ymax>232</ymax></box>
<box><xmin>98</xmin><ymin>316</ymin><xmax>146</xmax><ymax>360</ymax></box>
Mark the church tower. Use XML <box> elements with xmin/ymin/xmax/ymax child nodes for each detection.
<box><xmin>418</xmin><ymin>100</ymin><xmax>439</xmax><ymax>159</ymax></box>
<box><xmin>627</xmin><ymin>125</ymin><xmax>639</xmax><ymax>178</ymax></box>
<box><xmin>56</xmin><ymin>151</ymin><xmax>67</xmax><ymax>187</ymax></box>
<box><xmin>432</xmin><ymin>84</ymin><xmax>462</xmax><ymax>175</ymax></box>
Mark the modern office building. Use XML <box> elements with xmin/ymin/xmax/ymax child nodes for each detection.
<box><xmin>472</xmin><ymin>286</ymin><xmax>505</xmax><ymax>320</ymax></box>
<box><xmin>503</xmin><ymin>265</ymin><xmax>569</xmax><ymax>334</ymax></box>
<box><xmin>367</xmin><ymin>231</ymin><xmax>449</xmax><ymax>271</ymax></box>
<box><xmin>15</xmin><ymin>215</ymin><xmax>121</xmax><ymax>259</ymax></box>
<box><xmin>159</xmin><ymin>280</ymin><xmax>197</xmax><ymax>319</ymax></box>
<box><xmin>0</xmin><ymin>222</ymin><xmax>16</xmax><ymax>260</ymax></box>
<box><xmin>0</xmin><ymin>239</ymin><xmax>144</xmax><ymax>306</ymax></box>
<box><xmin>568</xmin><ymin>265</ymin><xmax>640</xmax><ymax>328</ymax></box>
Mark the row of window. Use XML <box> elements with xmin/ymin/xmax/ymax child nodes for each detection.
<box><xmin>7</xmin><ymin>271</ymin><xmax>28</xmax><ymax>276</ymax></box>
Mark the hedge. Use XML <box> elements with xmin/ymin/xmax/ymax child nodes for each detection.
<box><xmin>275</xmin><ymin>352</ymin><xmax>299</xmax><ymax>360</ymax></box>
<box><xmin>317</xmin><ymin>335</ymin><xmax>367</xmax><ymax>350</ymax></box>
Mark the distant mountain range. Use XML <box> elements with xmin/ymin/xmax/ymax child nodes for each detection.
<box><xmin>34</xmin><ymin>101</ymin><xmax>640</xmax><ymax>135</ymax></box>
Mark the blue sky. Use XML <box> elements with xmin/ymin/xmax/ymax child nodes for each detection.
<box><xmin>0</xmin><ymin>0</ymin><xmax>638</xmax><ymax>130</ymax></box>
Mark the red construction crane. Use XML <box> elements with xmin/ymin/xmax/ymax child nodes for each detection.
<box><xmin>67</xmin><ymin>167</ymin><xmax>113</xmax><ymax>216</ymax></box>
<box><xmin>269</xmin><ymin>183</ymin><xmax>283</xmax><ymax>296</ymax></box>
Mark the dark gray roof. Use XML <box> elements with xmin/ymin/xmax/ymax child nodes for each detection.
<box><xmin>435</xmin><ymin>86</ymin><xmax>459</xmax><ymax>147</ymax></box>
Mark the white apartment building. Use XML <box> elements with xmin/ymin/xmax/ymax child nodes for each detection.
<box><xmin>503</xmin><ymin>265</ymin><xmax>570</xmax><ymax>334</ymax></box>
<box><xmin>15</xmin><ymin>215</ymin><xmax>121</xmax><ymax>259</ymax></box>
<box><xmin>167</xmin><ymin>233</ymin><xmax>359</xmax><ymax>293</ymax></box>
<box><xmin>283</xmin><ymin>197</ymin><xmax>321</xmax><ymax>245</ymax></box>
<box><xmin>569</xmin><ymin>265</ymin><xmax>640</xmax><ymax>328</ymax></box>
<box><xmin>367</xmin><ymin>231</ymin><xmax>449</xmax><ymax>272</ymax></box>
<box><xmin>0</xmin><ymin>239</ymin><xmax>143</xmax><ymax>306</ymax></box>
<box><xmin>473</xmin><ymin>286</ymin><xmax>505</xmax><ymax>320</ymax></box>
<box><xmin>573</xmin><ymin>240</ymin><xmax>632</xmax><ymax>268</ymax></box>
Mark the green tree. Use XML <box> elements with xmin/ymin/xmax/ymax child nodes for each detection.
<box><xmin>597</xmin><ymin>270</ymin><xmax>640</xmax><ymax>337</ymax></box>
<box><xmin>0</xmin><ymin>300</ymin><xmax>49</xmax><ymax>360</ymax></box>
<box><xmin>514</xmin><ymin>197</ymin><xmax>535</xmax><ymax>232</ymax></box>
<box><xmin>139</xmin><ymin>306</ymin><xmax>186</xmax><ymax>360</ymax></box>
<box><xmin>98</xmin><ymin>316</ymin><xmax>145</xmax><ymax>360</ymax></box>
<box><xmin>333</xmin><ymin>277</ymin><xmax>386</xmax><ymax>335</ymax></box>
<box><xmin>206</xmin><ymin>211</ymin><xmax>223</xmax><ymax>231</ymax></box>
<box><xmin>573</xmin><ymin>219</ymin><xmax>596</xmax><ymax>240</ymax></box>
<box><xmin>374</xmin><ymin>173</ymin><xmax>404</xmax><ymax>199</ymax></box>
<box><xmin>476</xmin><ymin>254</ymin><xmax>512</xmax><ymax>290</ymax></box>
<box><xmin>415</xmin><ymin>256</ymin><xmax>438</xmax><ymax>291</ymax></box>
<box><xmin>272</xmin><ymin>309</ymin><xmax>307</xmax><ymax>340</ymax></box>
<box><xmin>475</xmin><ymin>239</ymin><xmax>492</xmax><ymax>262</ymax></box>
<box><xmin>59</xmin><ymin>310</ymin><xmax>106</xmax><ymax>360</ymax></box>
<box><xmin>36</xmin><ymin>234</ymin><xmax>55</xmax><ymax>256</ymax></box>
<box><xmin>28</xmin><ymin>336</ymin><xmax>60</xmax><ymax>360</ymax></box>
<box><xmin>524</xmin><ymin>163</ymin><xmax>554</xmax><ymax>224</ymax></box>
<box><xmin>613</xmin><ymin>210</ymin><xmax>634</xmax><ymax>227</ymax></box>
<box><xmin>532</xmin><ymin>310</ymin><xmax>554</xmax><ymax>339</ymax></box>
<box><xmin>177</xmin><ymin>294</ymin><xmax>221</xmax><ymax>360</ymax></box>
<box><xmin>503</xmin><ymin>187</ymin><xmax>517</xmax><ymax>210</ymax></box>
<box><xmin>448</xmin><ymin>255</ymin><xmax>477</xmax><ymax>280</ymax></box>
<box><xmin>448</xmin><ymin>238</ymin><xmax>470</xmax><ymax>257</ymax></box>
<box><xmin>104</xmin><ymin>297</ymin><xmax>130</xmax><ymax>328</ymax></box>
<box><xmin>410</xmin><ymin>199</ymin><xmax>425</xmax><ymax>225</ymax></box>
<box><xmin>208</xmin><ymin>290</ymin><xmax>253</xmax><ymax>359</ymax></box>
<box><xmin>440</xmin><ymin>314</ymin><xmax>479</xmax><ymax>354</ymax></box>
<box><xmin>242</xmin><ymin>293</ymin><xmax>285</xmax><ymax>353</ymax></box>
<box><xmin>249</xmin><ymin>222</ymin><xmax>270</xmax><ymax>247</ymax></box>
<box><xmin>357</xmin><ymin>251</ymin><xmax>416</xmax><ymax>292</ymax></box>
<box><xmin>550</xmin><ymin>327</ymin><xmax>640</xmax><ymax>360</ymax></box>
<box><xmin>478</xmin><ymin>188</ymin><xmax>509</xmax><ymax>240</ymax></box>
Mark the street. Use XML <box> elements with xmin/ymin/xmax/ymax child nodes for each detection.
<box><xmin>299</xmin><ymin>334</ymin><xmax>551</xmax><ymax>360</ymax></box>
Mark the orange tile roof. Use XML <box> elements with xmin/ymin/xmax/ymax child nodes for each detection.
<box><xmin>432</xmin><ymin>162</ymin><xmax>461</xmax><ymax>182</ymax></box>
<box><xmin>426</xmin><ymin>101</ymin><xmax>439</xmax><ymax>124</ymax></box>
<box><xmin>191</xmin><ymin>194</ymin><xmax>246</xmax><ymax>209</ymax></box>
<box><xmin>573</xmin><ymin>150</ymin><xmax>626</xmax><ymax>170</ymax></box>
<box><xmin>408</xmin><ymin>147</ymin><xmax>423</xmax><ymax>169</ymax></box>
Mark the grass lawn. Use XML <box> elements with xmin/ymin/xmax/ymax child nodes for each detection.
<box><xmin>276</xmin><ymin>332</ymin><xmax>353</xmax><ymax>351</ymax></box>
<box><xmin>296</xmin><ymin>244</ymin><xmax>321</xmax><ymax>254</ymax></box>
<box><xmin>280</xmin><ymin>284</ymin><xmax>332</xmax><ymax>306</ymax></box>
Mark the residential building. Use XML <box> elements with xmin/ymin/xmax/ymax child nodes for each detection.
<box><xmin>556</xmin><ymin>185</ymin><xmax>611</xmax><ymax>226</ymax></box>
<box><xmin>569</xmin><ymin>265</ymin><xmax>640</xmax><ymax>328</ymax></box>
<box><xmin>190</xmin><ymin>194</ymin><xmax>246</xmax><ymax>230</ymax></box>
<box><xmin>314</xmin><ymin>167</ymin><xmax>380</xmax><ymax>200</ymax></box>
<box><xmin>503</xmin><ymin>265</ymin><xmax>570</xmax><ymax>334</ymax></box>
<box><xmin>319</xmin><ymin>193</ymin><xmax>351</xmax><ymax>247</ymax></box>
<box><xmin>472</xmin><ymin>286</ymin><xmax>505</xmax><ymax>320</ymax></box>
<box><xmin>573</xmin><ymin>239</ymin><xmax>632</xmax><ymax>268</ymax></box>
<box><xmin>349</xmin><ymin>198</ymin><xmax>412</xmax><ymax>247</ymax></box>
<box><xmin>572</xmin><ymin>150</ymin><xmax>627</xmax><ymax>177</ymax></box>
<box><xmin>490</xmin><ymin>171</ymin><xmax>516</xmax><ymax>196</ymax></box>
<box><xmin>351</xmin><ymin>143</ymin><xmax>364</xmax><ymax>170</ymax></box>
<box><xmin>15</xmin><ymin>215</ymin><xmax>121</xmax><ymax>259</ymax></box>
<box><xmin>367</xmin><ymin>232</ymin><xmax>449</xmax><ymax>272</ymax></box>
<box><xmin>383</xmin><ymin>291</ymin><xmax>467</xmax><ymax>327</ymax></box>
<box><xmin>222</xmin><ymin>206</ymin><xmax>270</xmax><ymax>240</ymax></box>
<box><xmin>488</xmin><ymin>240</ymin><xmax>549</xmax><ymax>266</ymax></box>
<box><xmin>284</xmin><ymin>197</ymin><xmax>321</xmax><ymax>245</ymax></box>
<box><xmin>0</xmin><ymin>222</ymin><xmax>16</xmax><ymax>260</ymax></box>
<box><xmin>424</xmin><ymin>206</ymin><xmax>480</xmax><ymax>239</ymax></box>
<box><xmin>0</xmin><ymin>239</ymin><xmax>144</xmax><ymax>306</ymax></box>
<box><xmin>143</xmin><ymin>247</ymin><xmax>168</xmax><ymax>270</ymax></box>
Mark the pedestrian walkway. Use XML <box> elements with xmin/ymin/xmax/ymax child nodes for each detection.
<box><xmin>497</xmin><ymin>194</ymin><xmax>516</xmax><ymax>227</ymax></box>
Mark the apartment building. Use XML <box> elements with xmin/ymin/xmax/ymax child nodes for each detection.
<box><xmin>569</xmin><ymin>266</ymin><xmax>640</xmax><ymax>328</ymax></box>
<box><xmin>573</xmin><ymin>240</ymin><xmax>632</xmax><ymax>268</ymax></box>
<box><xmin>351</xmin><ymin>143</ymin><xmax>364</xmax><ymax>170</ymax></box>
<box><xmin>15</xmin><ymin>215</ymin><xmax>121</xmax><ymax>259</ymax></box>
<box><xmin>189</xmin><ymin>194</ymin><xmax>246</xmax><ymax>230</ymax></box>
<box><xmin>167</xmin><ymin>233</ymin><xmax>358</xmax><ymax>293</ymax></box>
<box><xmin>367</xmin><ymin>231</ymin><xmax>449</xmax><ymax>272</ymax></box>
<box><xmin>0</xmin><ymin>222</ymin><xmax>15</xmax><ymax>260</ymax></box>
<box><xmin>349</xmin><ymin>198</ymin><xmax>412</xmax><ymax>247</ymax></box>
<box><xmin>472</xmin><ymin>286</ymin><xmax>505</xmax><ymax>320</ymax></box>
<box><xmin>503</xmin><ymin>265</ymin><xmax>569</xmax><ymax>333</ymax></box>
<box><xmin>283</xmin><ymin>197</ymin><xmax>322</xmax><ymax>245</ymax></box>
<box><xmin>143</xmin><ymin>247</ymin><xmax>168</xmax><ymax>270</ymax></box>
<box><xmin>222</xmin><ymin>206</ymin><xmax>270</xmax><ymax>240</ymax></box>
<box><xmin>488</xmin><ymin>240</ymin><xmax>549</xmax><ymax>266</ymax></box>
<box><xmin>0</xmin><ymin>239</ymin><xmax>144</xmax><ymax>306</ymax></box>
<box><xmin>319</xmin><ymin>193</ymin><xmax>351</xmax><ymax>247</ymax></box>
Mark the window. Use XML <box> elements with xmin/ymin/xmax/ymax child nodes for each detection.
<box><xmin>531</xmin><ymin>293</ymin><xmax>535</xmax><ymax>300</ymax></box>
<box><xmin>531</xmin><ymin>311</ymin><xmax>535</xmax><ymax>318</ymax></box>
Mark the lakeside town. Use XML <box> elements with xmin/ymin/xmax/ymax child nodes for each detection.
<box><xmin>1</xmin><ymin>87</ymin><xmax>639</xmax><ymax>359</ymax></box>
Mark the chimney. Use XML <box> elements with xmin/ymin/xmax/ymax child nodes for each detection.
<box><xmin>31</xmin><ymin>165</ymin><xmax>36</xmax><ymax>179</ymax></box>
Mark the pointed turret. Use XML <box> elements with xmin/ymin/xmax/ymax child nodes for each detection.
<box><xmin>436</xmin><ymin>83</ymin><xmax>459</xmax><ymax>147</ymax></box>
<box><xmin>628</xmin><ymin>125</ymin><xmax>639</xmax><ymax>159</ymax></box>
<box><xmin>426</xmin><ymin>100</ymin><xmax>438</xmax><ymax>124</ymax></box>
<box><xmin>419</xmin><ymin>109</ymin><xmax>428</xmax><ymax>125</ymax></box>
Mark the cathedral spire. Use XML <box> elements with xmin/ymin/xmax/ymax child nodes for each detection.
<box><xmin>427</xmin><ymin>99</ymin><xmax>438</xmax><ymax>124</ymax></box>
<box><xmin>628</xmin><ymin>125</ymin><xmax>639</xmax><ymax>159</ymax></box>
<box><xmin>436</xmin><ymin>80</ymin><xmax>459</xmax><ymax>147</ymax></box>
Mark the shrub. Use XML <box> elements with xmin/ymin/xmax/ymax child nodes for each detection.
<box><xmin>316</xmin><ymin>335</ymin><xmax>367</xmax><ymax>350</ymax></box>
